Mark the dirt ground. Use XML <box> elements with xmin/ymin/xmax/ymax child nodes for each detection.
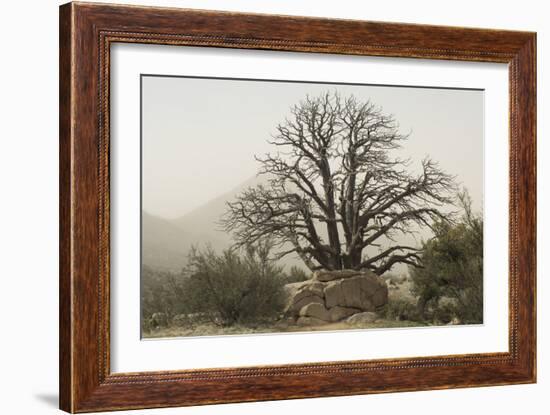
<box><xmin>143</xmin><ymin>318</ymin><xmax>427</xmax><ymax>339</ymax></box>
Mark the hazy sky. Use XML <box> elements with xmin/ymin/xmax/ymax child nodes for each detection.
<box><xmin>142</xmin><ymin>76</ymin><xmax>483</xmax><ymax>219</ymax></box>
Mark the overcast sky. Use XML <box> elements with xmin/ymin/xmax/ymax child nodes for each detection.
<box><xmin>142</xmin><ymin>76</ymin><xmax>483</xmax><ymax>219</ymax></box>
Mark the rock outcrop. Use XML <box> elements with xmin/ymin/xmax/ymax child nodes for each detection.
<box><xmin>284</xmin><ymin>269</ymin><xmax>388</xmax><ymax>324</ymax></box>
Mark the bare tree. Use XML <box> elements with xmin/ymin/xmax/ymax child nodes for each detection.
<box><xmin>221</xmin><ymin>92</ymin><xmax>455</xmax><ymax>274</ymax></box>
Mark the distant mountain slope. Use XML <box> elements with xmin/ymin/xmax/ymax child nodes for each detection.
<box><xmin>142</xmin><ymin>211</ymin><xmax>189</xmax><ymax>271</ymax></box>
<box><xmin>142</xmin><ymin>175</ymin><xmax>271</xmax><ymax>272</ymax></box>
<box><xmin>171</xmin><ymin>174</ymin><xmax>263</xmax><ymax>247</ymax></box>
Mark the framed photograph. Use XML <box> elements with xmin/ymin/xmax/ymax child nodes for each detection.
<box><xmin>59</xmin><ymin>2</ymin><xmax>536</xmax><ymax>412</ymax></box>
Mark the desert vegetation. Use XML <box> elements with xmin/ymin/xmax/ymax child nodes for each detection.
<box><xmin>410</xmin><ymin>191</ymin><xmax>483</xmax><ymax>324</ymax></box>
<box><xmin>141</xmin><ymin>92</ymin><xmax>483</xmax><ymax>338</ymax></box>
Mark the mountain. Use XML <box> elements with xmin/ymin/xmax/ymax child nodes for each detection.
<box><xmin>141</xmin><ymin>211</ymin><xmax>189</xmax><ymax>271</ymax></box>
<box><xmin>171</xmin><ymin>174</ymin><xmax>263</xmax><ymax>244</ymax></box>
<box><xmin>142</xmin><ymin>174</ymin><xmax>276</xmax><ymax>272</ymax></box>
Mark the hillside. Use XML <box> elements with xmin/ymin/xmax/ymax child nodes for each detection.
<box><xmin>142</xmin><ymin>174</ymin><xmax>302</xmax><ymax>272</ymax></box>
<box><xmin>141</xmin><ymin>211</ymin><xmax>189</xmax><ymax>271</ymax></box>
<box><xmin>170</xmin><ymin>175</ymin><xmax>262</xmax><ymax>251</ymax></box>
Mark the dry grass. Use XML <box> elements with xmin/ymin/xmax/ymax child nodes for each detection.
<box><xmin>143</xmin><ymin>318</ymin><xmax>426</xmax><ymax>339</ymax></box>
<box><xmin>142</xmin><ymin>276</ymin><xmax>434</xmax><ymax>339</ymax></box>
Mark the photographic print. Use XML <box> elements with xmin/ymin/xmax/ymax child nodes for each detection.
<box><xmin>140</xmin><ymin>75</ymin><xmax>484</xmax><ymax>339</ymax></box>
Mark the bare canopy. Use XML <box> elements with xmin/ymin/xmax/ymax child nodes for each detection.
<box><xmin>221</xmin><ymin>92</ymin><xmax>455</xmax><ymax>274</ymax></box>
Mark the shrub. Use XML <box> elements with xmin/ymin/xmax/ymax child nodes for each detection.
<box><xmin>410</xmin><ymin>191</ymin><xmax>483</xmax><ymax>324</ymax></box>
<box><xmin>381</xmin><ymin>297</ymin><xmax>421</xmax><ymax>322</ymax></box>
<box><xmin>430</xmin><ymin>299</ymin><xmax>457</xmax><ymax>324</ymax></box>
<box><xmin>141</xmin><ymin>266</ymin><xmax>187</xmax><ymax>330</ymax></box>
<box><xmin>182</xmin><ymin>240</ymin><xmax>287</xmax><ymax>326</ymax></box>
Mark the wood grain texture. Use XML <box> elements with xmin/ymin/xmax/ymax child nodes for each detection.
<box><xmin>59</xmin><ymin>2</ymin><xmax>536</xmax><ymax>412</ymax></box>
<box><xmin>59</xmin><ymin>3</ymin><xmax>73</xmax><ymax>411</ymax></box>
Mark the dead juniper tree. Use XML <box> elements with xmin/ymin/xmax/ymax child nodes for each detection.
<box><xmin>221</xmin><ymin>92</ymin><xmax>455</xmax><ymax>274</ymax></box>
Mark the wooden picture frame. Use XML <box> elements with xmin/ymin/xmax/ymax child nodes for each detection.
<box><xmin>59</xmin><ymin>2</ymin><xmax>536</xmax><ymax>412</ymax></box>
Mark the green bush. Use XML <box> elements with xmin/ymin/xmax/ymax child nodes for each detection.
<box><xmin>381</xmin><ymin>297</ymin><xmax>421</xmax><ymax>322</ymax></box>
<box><xmin>411</xmin><ymin>191</ymin><xmax>483</xmax><ymax>324</ymax></box>
<box><xmin>182</xmin><ymin>240</ymin><xmax>287</xmax><ymax>326</ymax></box>
<box><xmin>430</xmin><ymin>300</ymin><xmax>457</xmax><ymax>324</ymax></box>
<box><xmin>141</xmin><ymin>266</ymin><xmax>187</xmax><ymax>330</ymax></box>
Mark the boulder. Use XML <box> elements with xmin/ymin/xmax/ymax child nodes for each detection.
<box><xmin>283</xmin><ymin>281</ymin><xmax>310</xmax><ymax>298</ymax></box>
<box><xmin>346</xmin><ymin>311</ymin><xmax>378</xmax><ymax>325</ymax></box>
<box><xmin>284</xmin><ymin>281</ymin><xmax>325</xmax><ymax>317</ymax></box>
<box><xmin>324</xmin><ymin>273</ymin><xmax>387</xmax><ymax>311</ymax></box>
<box><xmin>313</xmin><ymin>269</ymin><xmax>363</xmax><ymax>282</ymax></box>
<box><xmin>299</xmin><ymin>302</ymin><xmax>331</xmax><ymax>321</ymax></box>
<box><xmin>328</xmin><ymin>306</ymin><xmax>360</xmax><ymax>321</ymax></box>
<box><xmin>300</xmin><ymin>303</ymin><xmax>360</xmax><ymax>322</ymax></box>
<box><xmin>284</xmin><ymin>270</ymin><xmax>388</xmax><ymax>322</ymax></box>
<box><xmin>371</xmin><ymin>285</ymin><xmax>388</xmax><ymax>308</ymax></box>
